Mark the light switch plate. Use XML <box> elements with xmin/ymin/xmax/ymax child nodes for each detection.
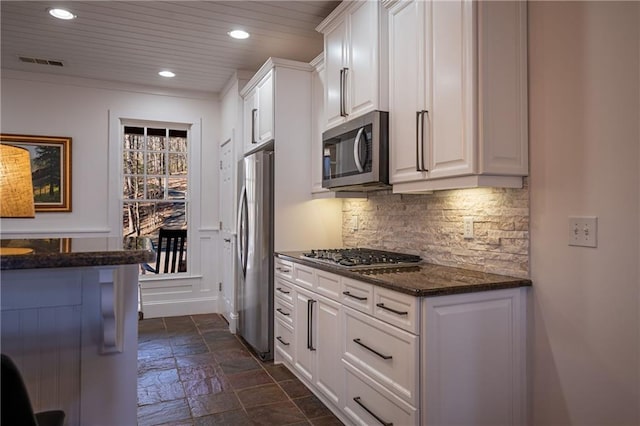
<box><xmin>351</xmin><ymin>215</ymin><xmax>359</xmax><ymax>232</ymax></box>
<box><xmin>568</xmin><ymin>216</ymin><xmax>597</xmax><ymax>248</ymax></box>
<box><xmin>463</xmin><ymin>217</ymin><xmax>474</xmax><ymax>239</ymax></box>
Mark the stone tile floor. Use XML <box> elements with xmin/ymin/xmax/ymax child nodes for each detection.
<box><xmin>137</xmin><ymin>314</ymin><xmax>344</xmax><ymax>426</ymax></box>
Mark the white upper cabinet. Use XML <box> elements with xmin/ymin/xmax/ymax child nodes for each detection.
<box><xmin>317</xmin><ymin>1</ymin><xmax>389</xmax><ymax>131</ymax></box>
<box><xmin>242</xmin><ymin>69</ymin><xmax>274</xmax><ymax>153</ymax></box>
<box><xmin>385</xmin><ymin>0</ymin><xmax>528</xmax><ymax>192</ymax></box>
<box><xmin>310</xmin><ymin>55</ymin><xmax>328</xmax><ymax>195</ymax></box>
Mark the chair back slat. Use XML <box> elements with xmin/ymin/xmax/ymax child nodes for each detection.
<box><xmin>154</xmin><ymin>228</ymin><xmax>187</xmax><ymax>273</ymax></box>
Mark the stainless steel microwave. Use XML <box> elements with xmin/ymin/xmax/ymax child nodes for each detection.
<box><xmin>322</xmin><ymin>110</ymin><xmax>389</xmax><ymax>191</ymax></box>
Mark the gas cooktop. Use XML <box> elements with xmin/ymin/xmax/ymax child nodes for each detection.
<box><xmin>301</xmin><ymin>248</ymin><xmax>421</xmax><ymax>270</ymax></box>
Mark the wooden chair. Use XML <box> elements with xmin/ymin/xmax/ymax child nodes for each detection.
<box><xmin>1</xmin><ymin>354</ymin><xmax>65</xmax><ymax>426</ymax></box>
<box><xmin>138</xmin><ymin>228</ymin><xmax>187</xmax><ymax>320</ymax></box>
<box><xmin>152</xmin><ymin>228</ymin><xmax>187</xmax><ymax>274</ymax></box>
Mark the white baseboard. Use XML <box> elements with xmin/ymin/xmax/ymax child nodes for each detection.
<box><xmin>140</xmin><ymin>296</ymin><xmax>219</xmax><ymax>319</ymax></box>
<box><xmin>225</xmin><ymin>311</ymin><xmax>238</xmax><ymax>334</ymax></box>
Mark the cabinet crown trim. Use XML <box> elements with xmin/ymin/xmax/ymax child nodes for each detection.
<box><xmin>240</xmin><ymin>57</ymin><xmax>313</xmax><ymax>97</ymax></box>
<box><xmin>310</xmin><ymin>53</ymin><xmax>324</xmax><ymax>69</ymax></box>
<box><xmin>315</xmin><ymin>0</ymin><xmax>359</xmax><ymax>33</ymax></box>
<box><xmin>381</xmin><ymin>0</ymin><xmax>400</xmax><ymax>8</ymax></box>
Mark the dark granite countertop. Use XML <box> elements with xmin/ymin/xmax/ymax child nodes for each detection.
<box><xmin>276</xmin><ymin>251</ymin><xmax>532</xmax><ymax>297</ymax></box>
<box><xmin>1</xmin><ymin>237</ymin><xmax>155</xmax><ymax>270</ymax></box>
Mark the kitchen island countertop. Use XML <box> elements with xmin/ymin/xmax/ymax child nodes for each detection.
<box><xmin>276</xmin><ymin>251</ymin><xmax>531</xmax><ymax>297</ymax></box>
<box><xmin>1</xmin><ymin>237</ymin><xmax>155</xmax><ymax>270</ymax></box>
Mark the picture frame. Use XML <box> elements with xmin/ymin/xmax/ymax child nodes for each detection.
<box><xmin>0</xmin><ymin>238</ymin><xmax>72</xmax><ymax>254</ymax></box>
<box><xmin>1</xmin><ymin>134</ymin><xmax>72</xmax><ymax>212</ymax></box>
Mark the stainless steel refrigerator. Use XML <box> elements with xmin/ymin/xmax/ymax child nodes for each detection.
<box><xmin>236</xmin><ymin>145</ymin><xmax>274</xmax><ymax>360</ymax></box>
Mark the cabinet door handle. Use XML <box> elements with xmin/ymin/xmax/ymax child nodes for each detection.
<box><xmin>421</xmin><ymin>110</ymin><xmax>429</xmax><ymax>171</ymax></box>
<box><xmin>276</xmin><ymin>267</ymin><xmax>291</xmax><ymax>273</ymax></box>
<box><xmin>276</xmin><ymin>287</ymin><xmax>290</xmax><ymax>295</ymax></box>
<box><xmin>339</xmin><ymin>68</ymin><xmax>345</xmax><ymax>117</ymax></box>
<box><xmin>353</xmin><ymin>397</ymin><xmax>393</xmax><ymax>426</ymax></box>
<box><xmin>251</xmin><ymin>108</ymin><xmax>258</xmax><ymax>143</ymax></box>
<box><xmin>376</xmin><ymin>303</ymin><xmax>408</xmax><ymax>316</ymax></box>
<box><xmin>353</xmin><ymin>338</ymin><xmax>392</xmax><ymax>360</ymax></box>
<box><xmin>415</xmin><ymin>111</ymin><xmax>421</xmax><ymax>172</ymax></box>
<box><xmin>307</xmin><ymin>299</ymin><xmax>316</xmax><ymax>351</ymax></box>
<box><xmin>276</xmin><ymin>308</ymin><xmax>290</xmax><ymax>316</ymax></box>
<box><xmin>276</xmin><ymin>336</ymin><xmax>290</xmax><ymax>346</ymax></box>
<box><xmin>223</xmin><ymin>238</ymin><xmax>231</xmax><ymax>243</ymax></box>
<box><xmin>342</xmin><ymin>291</ymin><xmax>367</xmax><ymax>301</ymax></box>
<box><xmin>342</xmin><ymin>67</ymin><xmax>349</xmax><ymax>116</ymax></box>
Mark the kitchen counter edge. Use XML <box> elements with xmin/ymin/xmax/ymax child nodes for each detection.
<box><xmin>275</xmin><ymin>251</ymin><xmax>532</xmax><ymax>297</ymax></box>
<box><xmin>1</xmin><ymin>237</ymin><xmax>155</xmax><ymax>271</ymax></box>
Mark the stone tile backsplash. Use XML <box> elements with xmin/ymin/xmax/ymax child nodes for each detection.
<box><xmin>342</xmin><ymin>179</ymin><xmax>529</xmax><ymax>278</ymax></box>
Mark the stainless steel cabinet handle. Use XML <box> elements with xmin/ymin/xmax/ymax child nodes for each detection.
<box><xmin>276</xmin><ymin>336</ymin><xmax>290</xmax><ymax>346</ymax></box>
<box><xmin>376</xmin><ymin>303</ymin><xmax>408</xmax><ymax>316</ymax></box>
<box><xmin>276</xmin><ymin>308</ymin><xmax>290</xmax><ymax>316</ymax></box>
<box><xmin>275</xmin><ymin>267</ymin><xmax>291</xmax><ymax>273</ymax></box>
<box><xmin>340</xmin><ymin>67</ymin><xmax>349</xmax><ymax>117</ymax></box>
<box><xmin>251</xmin><ymin>108</ymin><xmax>258</xmax><ymax>144</ymax></box>
<box><xmin>416</xmin><ymin>111</ymin><xmax>421</xmax><ymax>172</ymax></box>
<box><xmin>307</xmin><ymin>299</ymin><xmax>316</xmax><ymax>351</ymax></box>
<box><xmin>223</xmin><ymin>238</ymin><xmax>231</xmax><ymax>243</ymax></box>
<box><xmin>353</xmin><ymin>397</ymin><xmax>393</xmax><ymax>426</ymax></box>
<box><xmin>339</xmin><ymin>69</ymin><xmax>345</xmax><ymax>117</ymax></box>
<box><xmin>353</xmin><ymin>338</ymin><xmax>392</xmax><ymax>360</ymax></box>
<box><xmin>342</xmin><ymin>291</ymin><xmax>367</xmax><ymax>301</ymax></box>
<box><xmin>276</xmin><ymin>287</ymin><xmax>290</xmax><ymax>295</ymax></box>
<box><xmin>421</xmin><ymin>110</ymin><xmax>429</xmax><ymax>171</ymax></box>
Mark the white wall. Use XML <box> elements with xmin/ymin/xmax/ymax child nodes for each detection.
<box><xmin>1</xmin><ymin>70</ymin><xmax>219</xmax><ymax>234</ymax></box>
<box><xmin>529</xmin><ymin>2</ymin><xmax>639</xmax><ymax>424</ymax></box>
<box><xmin>1</xmin><ymin>70</ymin><xmax>222</xmax><ymax>317</ymax></box>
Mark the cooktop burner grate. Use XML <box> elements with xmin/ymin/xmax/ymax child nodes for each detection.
<box><xmin>301</xmin><ymin>248</ymin><xmax>421</xmax><ymax>269</ymax></box>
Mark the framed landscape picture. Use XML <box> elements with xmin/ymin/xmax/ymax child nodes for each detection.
<box><xmin>1</xmin><ymin>134</ymin><xmax>72</xmax><ymax>212</ymax></box>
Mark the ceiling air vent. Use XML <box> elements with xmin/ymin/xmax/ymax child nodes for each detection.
<box><xmin>19</xmin><ymin>56</ymin><xmax>64</xmax><ymax>67</ymax></box>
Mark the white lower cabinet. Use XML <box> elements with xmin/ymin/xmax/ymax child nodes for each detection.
<box><xmin>293</xmin><ymin>286</ymin><xmax>343</xmax><ymax>407</ymax></box>
<box><xmin>314</xmin><ymin>294</ymin><xmax>343</xmax><ymax>406</ymax></box>
<box><xmin>274</xmin><ymin>261</ymin><xmax>528</xmax><ymax>426</ymax></box>
<box><xmin>344</xmin><ymin>363</ymin><xmax>418</xmax><ymax>426</ymax></box>
<box><xmin>343</xmin><ymin>306</ymin><xmax>419</xmax><ymax>406</ymax></box>
<box><xmin>274</xmin><ymin>318</ymin><xmax>294</xmax><ymax>364</ymax></box>
<box><xmin>293</xmin><ymin>288</ymin><xmax>315</xmax><ymax>381</ymax></box>
<box><xmin>422</xmin><ymin>288</ymin><xmax>528</xmax><ymax>426</ymax></box>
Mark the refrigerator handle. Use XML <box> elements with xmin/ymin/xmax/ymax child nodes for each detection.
<box><xmin>236</xmin><ymin>185</ymin><xmax>248</xmax><ymax>277</ymax></box>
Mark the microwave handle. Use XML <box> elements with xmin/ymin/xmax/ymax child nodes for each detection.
<box><xmin>353</xmin><ymin>127</ymin><xmax>365</xmax><ymax>173</ymax></box>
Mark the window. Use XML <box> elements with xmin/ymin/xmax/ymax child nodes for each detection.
<box><xmin>122</xmin><ymin>125</ymin><xmax>188</xmax><ymax>274</ymax></box>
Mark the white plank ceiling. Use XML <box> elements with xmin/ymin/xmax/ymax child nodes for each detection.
<box><xmin>0</xmin><ymin>1</ymin><xmax>340</xmax><ymax>93</ymax></box>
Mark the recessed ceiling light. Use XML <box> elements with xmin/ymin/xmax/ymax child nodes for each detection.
<box><xmin>48</xmin><ymin>8</ymin><xmax>76</xmax><ymax>20</ymax></box>
<box><xmin>158</xmin><ymin>70</ymin><xmax>176</xmax><ymax>78</ymax></box>
<box><xmin>228</xmin><ymin>30</ymin><xmax>250</xmax><ymax>40</ymax></box>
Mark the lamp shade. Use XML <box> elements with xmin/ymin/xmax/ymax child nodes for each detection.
<box><xmin>1</xmin><ymin>144</ymin><xmax>35</xmax><ymax>218</ymax></box>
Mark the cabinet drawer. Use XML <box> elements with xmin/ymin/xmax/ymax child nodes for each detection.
<box><xmin>293</xmin><ymin>263</ymin><xmax>316</xmax><ymax>289</ymax></box>
<box><xmin>344</xmin><ymin>364</ymin><xmax>418</xmax><ymax>426</ymax></box>
<box><xmin>373</xmin><ymin>287</ymin><xmax>420</xmax><ymax>334</ymax></box>
<box><xmin>275</xmin><ymin>298</ymin><xmax>294</xmax><ymax>327</ymax></box>
<box><xmin>275</xmin><ymin>276</ymin><xmax>294</xmax><ymax>304</ymax></box>
<box><xmin>275</xmin><ymin>258</ymin><xmax>293</xmax><ymax>281</ymax></box>
<box><xmin>341</xmin><ymin>278</ymin><xmax>373</xmax><ymax>314</ymax></box>
<box><xmin>316</xmin><ymin>269</ymin><xmax>341</xmax><ymax>301</ymax></box>
<box><xmin>274</xmin><ymin>319</ymin><xmax>294</xmax><ymax>364</ymax></box>
<box><xmin>344</xmin><ymin>307</ymin><xmax>419</xmax><ymax>406</ymax></box>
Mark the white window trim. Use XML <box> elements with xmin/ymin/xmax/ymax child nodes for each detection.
<box><xmin>108</xmin><ymin>110</ymin><xmax>202</xmax><ymax>278</ymax></box>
